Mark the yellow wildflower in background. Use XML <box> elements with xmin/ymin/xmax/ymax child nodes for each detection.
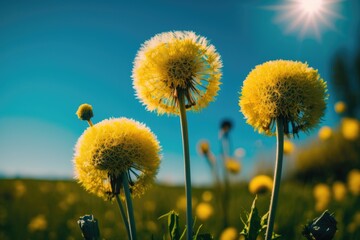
<box><xmin>239</xmin><ymin>60</ymin><xmax>327</xmax><ymax>136</ymax></box>
<box><xmin>132</xmin><ymin>31</ymin><xmax>222</xmax><ymax>115</ymax></box>
<box><xmin>195</xmin><ymin>202</ymin><xmax>214</xmax><ymax>221</ymax></box>
<box><xmin>202</xmin><ymin>191</ymin><xmax>213</xmax><ymax>202</ymax></box>
<box><xmin>318</xmin><ymin>126</ymin><xmax>332</xmax><ymax>140</ymax></box>
<box><xmin>198</xmin><ymin>140</ymin><xmax>210</xmax><ymax>156</ymax></box>
<box><xmin>176</xmin><ymin>195</ymin><xmax>198</xmax><ymax>212</ymax></box>
<box><xmin>283</xmin><ymin>139</ymin><xmax>295</xmax><ymax>155</ymax></box>
<box><xmin>28</xmin><ymin>214</ymin><xmax>47</xmax><ymax>232</ymax></box>
<box><xmin>219</xmin><ymin>227</ymin><xmax>239</xmax><ymax>240</ymax></box>
<box><xmin>313</xmin><ymin>183</ymin><xmax>331</xmax><ymax>212</ymax></box>
<box><xmin>249</xmin><ymin>175</ymin><xmax>273</xmax><ymax>195</ymax></box>
<box><xmin>341</xmin><ymin>118</ymin><xmax>360</xmax><ymax>140</ymax></box>
<box><xmin>334</xmin><ymin>101</ymin><xmax>346</xmax><ymax>114</ymax></box>
<box><xmin>14</xmin><ymin>180</ymin><xmax>26</xmax><ymax>198</ymax></box>
<box><xmin>74</xmin><ymin>118</ymin><xmax>161</xmax><ymax>199</ymax></box>
<box><xmin>225</xmin><ymin>157</ymin><xmax>241</xmax><ymax>174</ymax></box>
<box><xmin>332</xmin><ymin>181</ymin><xmax>347</xmax><ymax>202</ymax></box>
<box><xmin>347</xmin><ymin>169</ymin><xmax>360</xmax><ymax>196</ymax></box>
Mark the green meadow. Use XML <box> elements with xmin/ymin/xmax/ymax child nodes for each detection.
<box><xmin>1</xmin><ymin>179</ymin><xmax>359</xmax><ymax>240</ymax></box>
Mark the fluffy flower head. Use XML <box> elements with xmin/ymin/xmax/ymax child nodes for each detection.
<box><xmin>132</xmin><ymin>31</ymin><xmax>222</xmax><ymax>115</ymax></box>
<box><xmin>239</xmin><ymin>60</ymin><xmax>327</xmax><ymax>136</ymax></box>
<box><xmin>73</xmin><ymin>118</ymin><xmax>161</xmax><ymax>199</ymax></box>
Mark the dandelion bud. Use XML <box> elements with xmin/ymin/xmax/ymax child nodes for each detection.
<box><xmin>302</xmin><ymin>211</ymin><xmax>337</xmax><ymax>240</ymax></box>
<box><xmin>77</xmin><ymin>215</ymin><xmax>100</xmax><ymax>240</ymax></box>
<box><xmin>220</xmin><ymin>119</ymin><xmax>233</xmax><ymax>137</ymax></box>
<box><xmin>76</xmin><ymin>104</ymin><xmax>94</xmax><ymax>126</ymax></box>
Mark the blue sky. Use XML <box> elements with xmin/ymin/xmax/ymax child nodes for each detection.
<box><xmin>0</xmin><ymin>0</ymin><xmax>358</xmax><ymax>185</ymax></box>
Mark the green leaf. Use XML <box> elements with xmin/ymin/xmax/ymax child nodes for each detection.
<box><xmin>159</xmin><ymin>210</ymin><xmax>181</xmax><ymax>240</ymax></box>
<box><xmin>240</xmin><ymin>196</ymin><xmax>262</xmax><ymax>240</ymax></box>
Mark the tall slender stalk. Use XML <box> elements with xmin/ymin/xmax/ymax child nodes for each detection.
<box><xmin>178</xmin><ymin>90</ymin><xmax>193</xmax><ymax>240</ymax></box>
<box><xmin>115</xmin><ymin>194</ymin><xmax>131</xmax><ymax>240</ymax></box>
<box><xmin>220</xmin><ymin>134</ymin><xmax>230</xmax><ymax>229</ymax></box>
<box><xmin>265</xmin><ymin>117</ymin><xmax>284</xmax><ymax>240</ymax></box>
<box><xmin>122</xmin><ymin>174</ymin><xmax>137</xmax><ymax>240</ymax></box>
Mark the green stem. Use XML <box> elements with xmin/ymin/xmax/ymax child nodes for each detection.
<box><xmin>115</xmin><ymin>194</ymin><xmax>131</xmax><ymax>240</ymax></box>
<box><xmin>265</xmin><ymin>118</ymin><xmax>284</xmax><ymax>240</ymax></box>
<box><xmin>122</xmin><ymin>174</ymin><xmax>137</xmax><ymax>240</ymax></box>
<box><xmin>220</xmin><ymin>135</ymin><xmax>230</xmax><ymax>229</ymax></box>
<box><xmin>178</xmin><ymin>90</ymin><xmax>193</xmax><ymax>240</ymax></box>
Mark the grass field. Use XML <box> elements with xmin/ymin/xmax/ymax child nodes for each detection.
<box><xmin>0</xmin><ymin>178</ymin><xmax>359</xmax><ymax>240</ymax></box>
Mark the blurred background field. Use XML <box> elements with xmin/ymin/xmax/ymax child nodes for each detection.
<box><xmin>1</xmin><ymin>177</ymin><xmax>359</xmax><ymax>240</ymax></box>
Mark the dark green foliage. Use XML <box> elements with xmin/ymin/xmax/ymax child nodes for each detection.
<box><xmin>240</xmin><ymin>196</ymin><xmax>280</xmax><ymax>240</ymax></box>
<box><xmin>159</xmin><ymin>210</ymin><xmax>213</xmax><ymax>240</ymax></box>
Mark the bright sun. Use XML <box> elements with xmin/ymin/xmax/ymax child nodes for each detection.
<box><xmin>300</xmin><ymin>0</ymin><xmax>323</xmax><ymax>14</ymax></box>
<box><xmin>269</xmin><ymin>0</ymin><xmax>342</xmax><ymax>40</ymax></box>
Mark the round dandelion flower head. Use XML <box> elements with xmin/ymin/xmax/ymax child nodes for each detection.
<box><xmin>225</xmin><ymin>157</ymin><xmax>241</xmax><ymax>174</ymax></box>
<box><xmin>74</xmin><ymin>117</ymin><xmax>161</xmax><ymax>200</ymax></box>
<box><xmin>249</xmin><ymin>175</ymin><xmax>273</xmax><ymax>195</ymax></box>
<box><xmin>132</xmin><ymin>31</ymin><xmax>222</xmax><ymax>115</ymax></box>
<box><xmin>239</xmin><ymin>60</ymin><xmax>328</xmax><ymax>136</ymax></box>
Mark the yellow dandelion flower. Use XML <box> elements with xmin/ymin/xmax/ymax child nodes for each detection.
<box><xmin>197</xmin><ymin>140</ymin><xmax>210</xmax><ymax>156</ymax></box>
<box><xmin>73</xmin><ymin>117</ymin><xmax>161</xmax><ymax>199</ymax></box>
<box><xmin>313</xmin><ymin>183</ymin><xmax>331</xmax><ymax>200</ymax></box>
<box><xmin>14</xmin><ymin>180</ymin><xmax>26</xmax><ymax>198</ymax></box>
<box><xmin>313</xmin><ymin>183</ymin><xmax>331</xmax><ymax>212</ymax></box>
<box><xmin>202</xmin><ymin>190</ymin><xmax>213</xmax><ymax>202</ymax></box>
<box><xmin>132</xmin><ymin>31</ymin><xmax>222</xmax><ymax>115</ymax></box>
<box><xmin>341</xmin><ymin>118</ymin><xmax>360</xmax><ymax>140</ymax></box>
<box><xmin>249</xmin><ymin>175</ymin><xmax>273</xmax><ymax>195</ymax></box>
<box><xmin>176</xmin><ymin>195</ymin><xmax>198</xmax><ymax>212</ymax></box>
<box><xmin>332</xmin><ymin>181</ymin><xmax>347</xmax><ymax>202</ymax></box>
<box><xmin>239</xmin><ymin>60</ymin><xmax>327</xmax><ymax>136</ymax></box>
<box><xmin>28</xmin><ymin>214</ymin><xmax>47</xmax><ymax>232</ymax></box>
<box><xmin>225</xmin><ymin>157</ymin><xmax>241</xmax><ymax>174</ymax></box>
<box><xmin>283</xmin><ymin>139</ymin><xmax>295</xmax><ymax>155</ymax></box>
<box><xmin>315</xmin><ymin>200</ymin><xmax>329</xmax><ymax>212</ymax></box>
<box><xmin>347</xmin><ymin>169</ymin><xmax>360</xmax><ymax>196</ymax></box>
<box><xmin>219</xmin><ymin>227</ymin><xmax>238</xmax><ymax>240</ymax></box>
<box><xmin>195</xmin><ymin>202</ymin><xmax>214</xmax><ymax>221</ymax></box>
<box><xmin>334</xmin><ymin>101</ymin><xmax>346</xmax><ymax>114</ymax></box>
<box><xmin>318</xmin><ymin>126</ymin><xmax>332</xmax><ymax>140</ymax></box>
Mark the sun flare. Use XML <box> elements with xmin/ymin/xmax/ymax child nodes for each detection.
<box><xmin>269</xmin><ymin>0</ymin><xmax>342</xmax><ymax>40</ymax></box>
